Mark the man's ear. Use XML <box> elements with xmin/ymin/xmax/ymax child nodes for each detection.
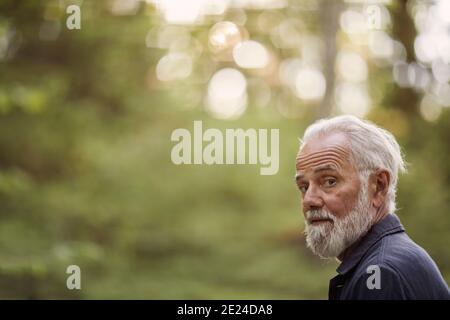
<box><xmin>370</xmin><ymin>169</ymin><xmax>390</xmax><ymax>209</ymax></box>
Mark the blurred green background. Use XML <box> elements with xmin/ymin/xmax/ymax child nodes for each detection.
<box><xmin>0</xmin><ymin>0</ymin><xmax>449</xmax><ymax>299</ymax></box>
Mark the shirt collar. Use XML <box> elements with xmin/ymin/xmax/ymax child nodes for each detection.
<box><xmin>336</xmin><ymin>213</ymin><xmax>405</xmax><ymax>275</ymax></box>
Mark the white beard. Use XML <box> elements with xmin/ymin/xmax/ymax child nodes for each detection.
<box><xmin>304</xmin><ymin>177</ymin><xmax>374</xmax><ymax>259</ymax></box>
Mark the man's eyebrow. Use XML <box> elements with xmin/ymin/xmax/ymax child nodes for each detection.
<box><xmin>313</xmin><ymin>164</ymin><xmax>339</xmax><ymax>173</ymax></box>
<box><xmin>295</xmin><ymin>164</ymin><xmax>340</xmax><ymax>181</ymax></box>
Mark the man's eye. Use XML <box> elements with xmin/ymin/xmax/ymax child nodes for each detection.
<box><xmin>298</xmin><ymin>185</ymin><xmax>308</xmax><ymax>193</ymax></box>
<box><xmin>324</xmin><ymin>178</ymin><xmax>337</xmax><ymax>187</ymax></box>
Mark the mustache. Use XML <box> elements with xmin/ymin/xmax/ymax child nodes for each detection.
<box><xmin>305</xmin><ymin>209</ymin><xmax>336</xmax><ymax>224</ymax></box>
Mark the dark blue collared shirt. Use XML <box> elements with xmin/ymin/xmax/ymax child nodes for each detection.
<box><xmin>329</xmin><ymin>214</ymin><xmax>450</xmax><ymax>300</ymax></box>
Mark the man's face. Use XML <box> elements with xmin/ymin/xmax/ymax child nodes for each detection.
<box><xmin>295</xmin><ymin>132</ymin><xmax>373</xmax><ymax>258</ymax></box>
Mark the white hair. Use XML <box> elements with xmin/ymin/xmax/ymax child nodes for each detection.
<box><xmin>300</xmin><ymin>115</ymin><xmax>407</xmax><ymax>213</ymax></box>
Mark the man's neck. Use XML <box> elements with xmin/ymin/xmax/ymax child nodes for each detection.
<box><xmin>373</xmin><ymin>205</ymin><xmax>389</xmax><ymax>225</ymax></box>
<box><xmin>337</xmin><ymin>238</ymin><xmax>362</xmax><ymax>262</ymax></box>
<box><xmin>336</xmin><ymin>208</ymin><xmax>390</xmax><ymax>262</ymax></box>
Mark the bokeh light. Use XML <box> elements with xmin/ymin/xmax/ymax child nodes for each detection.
<box><xmin>420</xmin><ymin>93</ymin><xmax>442</xmax><ymax>122</ymax></box>
<box><xmin>337</xmin><ymin>49</ymin><xmax>368</xmax><ymax>83</ymax></box>
<box><xmin>156</xmin><ymin>52</ymin><xmax>193</xmax><ymax>82</ymax></box>
<box><xmin>294</xmin><ymin>68</ymin><xmax>326</xmax><ymax>101</ymax></box>
<box><xmin>208</xmin><ymin>21</ymin><xmax>243</xmax><ymax>61</ymax></box>
<box><xmin>233</xmin><ymin>40</ymin><xmax>269</xmax><ymax>69</ymax></box>
<box><xmin>335</xmin><ymin>82</ymin><xmax>371</xmax><ymax>117</ymax></box>
<box><xmin>206</xmin><ymin>68</ymin><xmax>247</xmax><ymax>119</ymax></box>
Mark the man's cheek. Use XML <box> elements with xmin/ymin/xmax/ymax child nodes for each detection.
<box><xmin>321</xmin><ymin>200</ymin><xmax>339</xmax><ymax>216</ymax></box>
<box><xmin>326</xmin><ymin>196</ymin><xmax>351</xmax><ymax>217</ymax></box>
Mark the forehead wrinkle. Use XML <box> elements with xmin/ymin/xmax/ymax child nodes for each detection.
<box><xmin>302</xmin><ymin>143</ymin><xmax>349</xmax><ymax>154</ymax></box>
<box><xmin>296</xmin><ymin>145</ymin><xmax>349</xmax><ymax>161</ymax></box>
<box><xmin>296</xmin><ymin>151</ymin><xmax>348</xmax><ymax>166</ymax></box>
<box><xmin>297</xmin><ymin>150</ymin><xmax>349</xmax><ymax>168</ymax></box>
<box><xmin>296</xmin><ymin>158</ymin><xmax>343</xmax><ymax>172</ymax></box>
<box><xmin>296</xmin><ymin>144</ymin><xmax>351</xmax><ymax>173</ymax></box>
<box><xmin>296</xmin><ymin>144</ymin><xmax>350</xmax><ymax>165</ymax></box>
<box><xmin>298</xmin><ymin>155</ymin><xmax>342</xmax><ymax>166</ymax></box>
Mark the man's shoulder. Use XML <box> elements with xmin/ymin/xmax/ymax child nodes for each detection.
<box><xmin>349</xmin><ymin>231</ymin><xmax>450</xmax><ymax>299</ymax></box>
<box><xmin>376</xmin><ymin>231</ymin><xmax>432</xmax><ymax>268</ymax></box>
<box><xmin>366</xmin><ymin>231</ymin><xmax>438</xmax><ymax>277</ymax></box>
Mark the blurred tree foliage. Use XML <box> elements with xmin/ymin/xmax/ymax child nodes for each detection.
<box><xmin>0</xmin><ymin>0</ymin><xmax>449</xmax><ymax>299</ymax></box>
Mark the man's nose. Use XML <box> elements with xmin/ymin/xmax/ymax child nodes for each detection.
<box><xmin>302</xmin><ymin>185</ymin><xmax>324</xmax><ymax>212</ymax></box>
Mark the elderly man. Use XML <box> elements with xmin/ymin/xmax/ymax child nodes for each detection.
<box><xmin>295</xmin><ymin>115</ymin><xmax>450</xmax><ymax>300</ymax></box>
